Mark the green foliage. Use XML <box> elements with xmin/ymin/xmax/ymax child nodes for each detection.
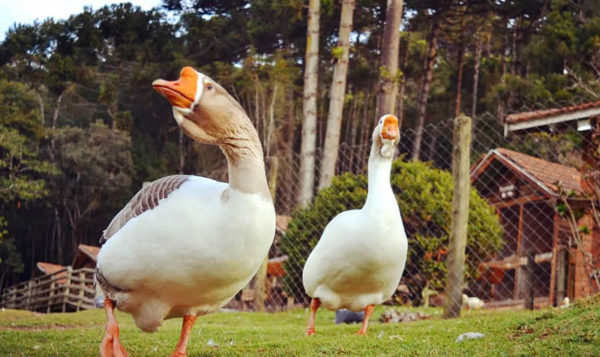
<box><xmin>331</xmin><ymin>46</ymin><xmax>344</xmax><ymax>60</ymax></box>
<box><xmin>511</xmin><ymin>130</ymin><xmax>583</xmax><ymax>168</ymax></box>
<box><xmin>52</xmin><ymin>122</ymin><xmax>134</xmax><ymax>219</ymax></box>
<box><xmin>0</xmin><ymin>80</ymin><xmax>43</xmax><ymax>139</ymax></box>
<box><xmin>281</xmin><ymin>160</ymin><xmax>504</xmax><ymax>302</ymax></box>
<box><xmin>0</xmin><ymin>126</ymin><xmax>54</xmax><ymax>202</ymax></box>
<box><xmin>484</xmin><ymin>74</ymin><xmax>553</xmax><ymax>111</ymax></box>
<box><xmin>0</xmin><ymin>216</ymin><xmax>23</xmax><ymax>284</ymax></box>
<box><xmin>0</xmin><ymin>80</ymin><xmax>56</xmax><ymax>202</ymax></box>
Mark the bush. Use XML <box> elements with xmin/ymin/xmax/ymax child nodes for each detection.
<box><xmin>280</xmin><ymin>159</ymin><xmax>504</xmax><ymax>303</ymax></box>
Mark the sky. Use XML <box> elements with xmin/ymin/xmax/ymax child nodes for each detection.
<box><xmin>0</xmin><ymin>0</ymin><xmax>161</xmax><ymax>41</ymax></box>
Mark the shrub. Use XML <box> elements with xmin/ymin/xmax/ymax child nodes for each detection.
<box><xmin>280</xmin><ymin>159</ymin><xmax>504</xmax><ymax>303</ymax></box>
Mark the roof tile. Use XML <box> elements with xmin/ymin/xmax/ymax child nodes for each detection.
<box><xmin>505</xmin><ymin>101</ymin><xmax>600</xmax><ymax>124</ymax></box>
<box><xmin>495</xmin><ymin>148</ymin><xmax>584</xmax><ymax>194</ymax></box>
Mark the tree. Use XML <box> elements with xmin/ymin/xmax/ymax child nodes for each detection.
<box><xmin>411</xmin><ymin>14</ymin><xmax>440</xmax><ymax>161</ymax></box>
<box><xmin>319</xmin><ymin>0</ymin><xmax>356</xmax><ymax>190</ymax></box>
<box><xmin>0</xmin><ymin>79</ymin><xmax>53</xmax><ymax>289</ymax></box>
<box><xmin>0</xmin><ymin>217</ymin><xmax>23</xmax><ymax>290</ymax></box>
<box><xmin>375</xmin><ymin>0</ymin><xmax>404</xmax><ymax>120</ymax></box>
<box><xmin>51</xmin><ymin>122</ymin><xmax>133</xmax><ymax>262</ymax></box>
<box><xmin>298</xmin><ymin>0</ymin><xmax>321</xmax><ymax>208</ymax></box>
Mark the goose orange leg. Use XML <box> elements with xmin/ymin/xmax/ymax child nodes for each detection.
<box><xmin>169</xmin><ymin>314</ymin><xmax>197</xmax><ymax>357</ymax></box>
<box><xmin>356</xmin><ymin>304</ymin><xmax>375</xmax><ymax>335</ymax></box>
<box><xmin>305</xmin><ymin>298</ymin><xmax>321</xmax><ymax>336</ymax></box>
<box><xmin>100</xmin><ymin>298</ymin><xmax>128</xmax><ymax>357</ymax></box>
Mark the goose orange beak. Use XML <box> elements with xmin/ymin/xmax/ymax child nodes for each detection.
<box><xmin>152</xmin><ymin>66</ymin><xmax>198</xmax><ymax>109</ymax></box>
<box><xmin>381</xmin><ymin>115</ymin><xmax>399</xmax><ymax>140</ymax></box>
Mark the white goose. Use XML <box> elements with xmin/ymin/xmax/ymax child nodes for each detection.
<box><xmin>95</xmin><ymin>67</ymin><xmax>276</xmax><ymax>357</ymax></box>
<box><xmin>302</xmin><ymin>114</ymin><xmax>407</xmax><ymax>336</ymax></box>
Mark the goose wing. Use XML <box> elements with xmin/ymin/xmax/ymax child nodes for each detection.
<box><xmin>100</xmin><ymin>175</ymin><xmax>190</xmax><ymax>243</ymax></box>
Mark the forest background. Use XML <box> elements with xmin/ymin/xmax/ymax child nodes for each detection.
<box><xmin>0</xmin><ymin>0</ymin><xmax>599</xmax><ymax>290</ymax></box>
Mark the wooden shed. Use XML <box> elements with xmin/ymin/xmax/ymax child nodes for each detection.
<box><xmin>470</xmin><ymin>147</ymin><xmax>599</xmax><ymax>307</ymax></box>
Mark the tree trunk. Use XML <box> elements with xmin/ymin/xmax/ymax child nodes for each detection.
<box><xmin>342</xmin><ymin>94</ymin><xmax>358</xmax><ymax>172</ymax></box>
<box><xmin>411</xmin><ymin>20</ymin><xmax>439</xmax><ymax>161</ymax></box>
<box><xmin>178</xmin><ymin>127</ymin><xmax>185</xmax><ymax>174</ymax></box>
<box><xmin>51</xmin><ymin>90</ymin><xmax>67</xmax><ymax>152</ymax></box>
<box><xmin>54</xmin><ymin>206</ymin><xmax>63</xmax><ymax>264</ymax></box>
<box><xmin>375</xmin><ymin>0</ymin><xmax>404</xmax><ymax>120</ymax></box>
<box><xmin>265</xmin><ymin>85</ymin><xmax>278</xmax><ymax>159</ymax></box>
<box><xmin>511</xmin><ymin>16</ymin><xmax>523</xmax><ymax>77</ymax></box>
<box><xmin>297</xmin><ymin>0</ymin><xmax>320</xmax><ymax>208</ymax></box>
<box><xmin>282</xmin><ymin>87</ymin><xmax>296</xmax><ymax>214</ymax></box>
<box><xmin>358</xmin><ymin>95</ymin><xmax>372</xmax><ymax>168</ymax></box>
<box><xmin>454</xmin><ymin>12</ymin><xmax>467</xmax><ymax>117</ymax></box>
<box><xmin>455</xmin><ymin>47</ymin><xmax>465</xmax><ymax>117</ymax></box>
<box><xmin>319</xmin><ymin>0</ymin><xmax>355</xmax><ymax>190</ymax></box>
<box><xmin>35</xmin><ymin>90</ymin><xmax>45</xmax><ymax>128</ymax></box>
<box><xmin>471</xmin><ymin>35</ymin><xmax>482</xmax><ymax>125</ymax></box>
<box><xmin>397</xmin><ymin>32</ymin><xmax>410</xmax><ymax>122</ymax></box>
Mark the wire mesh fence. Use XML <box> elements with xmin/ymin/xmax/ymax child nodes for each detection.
<box><xmin>239</xmin><ymin>105</ymin><xmax>600</xmax><ymax>313</ymax></box>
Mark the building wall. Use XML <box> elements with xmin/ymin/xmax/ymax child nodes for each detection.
<box><xmin>572</xmin><ymin>214</ymin><xmax>600</xmax><ymax>299</ymax></box>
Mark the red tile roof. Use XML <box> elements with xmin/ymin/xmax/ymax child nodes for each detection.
<box><xmin>505</xmin><ymin>101</ymin><xmax>600</xmax><ymax>124</ymax></box>
<box><xmin>36</xmin><ymin>262</ymin><xmax>66</xmax><ymax>275</ymax></box>
<box><xmin>496</xmin><ymin>148</ymin><xmax>584</xmax><ymax>194</ymax></box>
<box><xmin>472</xmin><ymin>148</ymin><xmax>585</xmax><ymax>195</ymax></box>
<box><xmin>78</xmin><ymin>244</ymin><xmax>100</xmax><ymax>261</ymax></box>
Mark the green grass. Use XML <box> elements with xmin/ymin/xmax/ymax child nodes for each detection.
<box><xmin>1</xmin><ymin>295</ymin><xmax>599</xmax><ymax>356</ymax></box>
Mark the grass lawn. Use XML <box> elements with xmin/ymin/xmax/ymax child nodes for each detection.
<box><xmin>1</xmin><ymin>295</ymin><xmax>599</xmax><ymax>356</ymax></box>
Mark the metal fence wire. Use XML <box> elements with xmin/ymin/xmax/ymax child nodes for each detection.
<box><xmin>234</xmin><ymin>107</ymin><xmax>600</xmax><ymax>313</ymax></box>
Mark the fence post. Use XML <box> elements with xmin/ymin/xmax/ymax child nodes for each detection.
<box><xmin>524</xmin><ymin>250</ymin><xmax>535</xmax><ymax>309</ymax></box>
<box><xmin>76</xmin><ymin>270</ymin><xmax>86</xmax><ymax>312</ymax></box>
<box><xmin>63</xmin><ymin>266</ymin><xmax>72</xmax><ymax>312</ymax></box>
<box><xmin>443</xmin><ymin>115</ymin><xmax>471</xmax><ymax>319</ymax></box>
<box><xmin>254</xmin><ymin>156</ymin><xmax>279</xmax><ymax>312</ymax></box>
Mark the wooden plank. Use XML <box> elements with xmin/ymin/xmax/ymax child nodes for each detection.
<box><xmin>77</xmin><ymin>271</ymin><xmax>85</xmax><ymax>311</ymax></box>
<box><xmin>514</xmin><ymin>202</ymin><xmax>524</xmax><ymax>299</ymax></box>
<box><xmin>0</xmin><ymin>266</ymin><xmax>96</xmax><ymax>312</ymax></box>
<box><xmin>62</xmin><ymin>266</ymin><xmax>72</xmax><ymax>312</ymax></box>
<box><xmin>549</xmin><ymin>212</ymin><xmax>559</xmax><ymax>306</ymax></box>
<box><xmin>556</xmin><ymin>247</ymin><xmax>567</xmax><ymax>302</ymax></box>
<box><xmin>507</xmin><ymin>107</ymin><xmax>600</xmax><ymax>132</ymax></box>
<box><xmin>469</xmin><ymin>152</ymin><xmax>494</xmax><ymax>182</ymax></box>
<box><xmin>481</xmin><ymin>252</ymin><xmax>553</xmax><ymax>270</ymax></box>
<box><xmin>491</xmin><ymin>194</ymin><xmax>548</xmax><ymax>209</ymax></box>
<box><xmin>443</xmin><ymin>115</ymin><xmax>471</xmax><ymax>319</ymax></box>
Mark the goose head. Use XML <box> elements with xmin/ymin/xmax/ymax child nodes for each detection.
<box><xmin>373</xmin><ymin>114</ymin><xmax>400</xmax><ymax>158</ymax></box>
<box><xmin>152</xmin><ymin>66</ymin><xmax>250</xmax><ymax>145</ymax></box>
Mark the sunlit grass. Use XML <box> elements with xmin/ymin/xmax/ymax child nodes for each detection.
<box><xmin>1</xmin><ymin>295</ymin><xmax>599</xmax><ymax>356</ymax></box>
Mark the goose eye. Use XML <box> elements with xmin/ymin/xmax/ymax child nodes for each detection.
<box><xmin>206</xmin><ymin>83</ymin><xmax>213</xmax><ymax>90</ymax></box>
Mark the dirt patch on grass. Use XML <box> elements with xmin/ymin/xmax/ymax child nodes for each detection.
<box><xmin>507</xmin><ymin>294</ymin><xmax>600</xmax><ymax>342</ymax></box>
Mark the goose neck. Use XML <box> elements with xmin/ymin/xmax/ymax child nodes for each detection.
<box><xmin>363</xmin><ymin>144</ymin><xmax>394</xmax><ymax>211</ymax></box>
<box><xmin>219</xmin><ymin>120</ymin><xmax>271</xmax><ymax>200</ymax></box>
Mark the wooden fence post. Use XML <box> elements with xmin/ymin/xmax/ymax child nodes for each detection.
<box><xmin>48</xmin><ymin>278</ymin><xmax>56</xmax><ymax>313</ymax></box>
<box><xmin>26</xmin><ymin>281</ymin><xmax>33</xmax><ymax>310</ymax></box>
<box><xmin>76</xmin><ymin>270</ymin><xmax>85</xmax><ymax>312</ymax></box>
<box><xmin>443</xmin><ymin>115</ymin><xmax>471</xmax><ymax>319</ymax></box>
<box><xmin>63</xmin><ymin>266</ymin><xmax>72</xmax><ymax>312</ymax></box>
<box><xmin>254</xmin><ymin>156</ymin><xmax>279</xmax><ymax>312</ymax></box>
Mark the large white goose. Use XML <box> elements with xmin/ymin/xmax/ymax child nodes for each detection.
<box><xmin>302</xmin><ymin>114</ymin><xmax>407</xmax><ymax>336</ymax></box>
<box><xmin>95</xmin><ymin>67</ymin><xmax>276</xmax><ymax>357</ymax></box>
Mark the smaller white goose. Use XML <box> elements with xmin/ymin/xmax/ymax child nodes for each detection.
<box><xmin>302</xmin><ymin>115</ymin><xmax>408</xmax><ymax>335</ymax></box>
